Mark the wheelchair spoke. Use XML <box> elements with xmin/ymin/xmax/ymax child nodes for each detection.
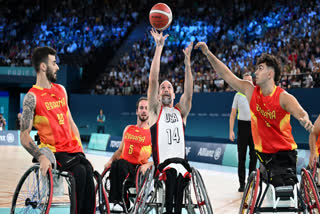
<box><xmin>11</xmin><ymin>165</ymin><xmax>52</xmax><ymax>214</ymax></box>
<box><xmin>300</xmin><ymin>168</ymin><xmax>320</xmax><ymax>214</ymax></box>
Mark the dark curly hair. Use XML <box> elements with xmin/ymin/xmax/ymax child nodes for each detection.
<box><xmin>256</xmin><ymin>53</ymin><xmax>281</xmax><ymax>84</ymax></box>
<box><xmin>32</xmin><ymin>46</ymin><xmax>56</xmax><ymax>73</ymax></box>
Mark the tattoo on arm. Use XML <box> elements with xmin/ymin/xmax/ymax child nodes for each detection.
<box><xmin>24</xmin><ymin>141</ymin><xmax>42</xmax><ymax>160</ymax></box>
<box><xmin>21</xmin><ymin>93</ymin><xmax>36</xmax><ymax>132</ymax></box>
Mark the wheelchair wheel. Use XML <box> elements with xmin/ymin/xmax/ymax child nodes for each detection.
<box><xmin>100</xmin><ymin>167</ymin><xmax>111</xmax><ymax>195</ymax></box>
<box><xmin>132</xmin><ymin>166</ymin><xmax>155</xmax><ymax>214</ymax></box>
<box><xmin>191</xmin><ymin>168</ymin><xmax>213</xmax><ymax>214</ymax></box>
<box><xmin>94</xmin><ymin>170</ymin><xmax>109</xmax><ymax>214</ymax></box>
<box><xmin>300</xmin><ymin>168</ymin><xmax>320</xmax><ymax>213</ymax></box>
<box><xmin>239</xmin><ymin>169</ymin><xmax>260</xmax><ymax>214</ymax></box>
<box><xmin>184</xmin><ymin>184</ymin><xmax>196</xmax><ymax>214</ymax></box>
<box><xmin>10</xmin><ymin>165</ymin><xmax>53</xmax><ymax>214</ymax></box>
<box><xmin>63</xmin><ymin>171</ymin><xmax>76</xmax><ymax>214</ymax></box>
<box><xmin>135</xmin><ymin>166</ymin><xmax>149</xmax><ymax>193</ymax></box>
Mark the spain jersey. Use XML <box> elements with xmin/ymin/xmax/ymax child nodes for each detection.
<box><xmin>120</xmin><ymin>125</ymin><xmax>151</xmax><ymax>165</ymax></box>
<box><xmin>151</xmin><ymin>106</ymin><xmax>185</xmax><ymax>166</ymax></box>
<box><xmin>28</xmin><ymin>83</ymin><xmax>83</xmax><ymax>153</ymax></box>
<box><xmin>250</xmin><ymin>86</ymin><xmax>296</xmax><ymax>153</ymax></box>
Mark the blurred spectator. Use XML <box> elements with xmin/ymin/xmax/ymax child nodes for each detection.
<box><xmin>97</xmin><ymin>109</ymin><xmax>106</xmax><ymax>133</ymax></box>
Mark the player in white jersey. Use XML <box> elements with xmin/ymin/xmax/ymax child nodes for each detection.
<box><xmin>147</xmin><ymin>28</ymin><xmax>193</xmax><ymax>214</ymax></box>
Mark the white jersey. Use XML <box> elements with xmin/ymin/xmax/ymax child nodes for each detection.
<box><xmin>151</xmin><ymin>106</ymin><xmax>185</xmax><ymax>166</ymax></box>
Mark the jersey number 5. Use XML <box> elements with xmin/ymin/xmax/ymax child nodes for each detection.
<box><xmin>166</xmin><ymin>127</ymin><xmax>180</xmax><ymax>145</ymax></box>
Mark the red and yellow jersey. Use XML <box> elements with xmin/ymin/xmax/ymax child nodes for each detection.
<box><xmin>28</xmin><ymin>83</ymin><xmax>83</xmax><ymax>153</ymax></box>
<box><xmin>250</xmin><ymin>86</ymin><xmax>296</xmax><ymax>153</ymax></box>
<box><xmin>120</xmin><ymin>125</ymin><xmax>152</xmax><ymax>165</ymax></box>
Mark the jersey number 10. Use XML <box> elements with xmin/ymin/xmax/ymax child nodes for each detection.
<box><xmin>166</xmin><ymin>127</ymin><xmax>180</xmax><ymax>145</ymax></box>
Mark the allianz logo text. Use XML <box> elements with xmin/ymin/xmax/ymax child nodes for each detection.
<box><xmin>197</xmin><ymin>147</ymin><xmax>222</xmax><ymax>160</ymax></box>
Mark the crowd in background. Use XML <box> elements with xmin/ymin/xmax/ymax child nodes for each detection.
<box><xmin>0</xmin><ymin>0</ymin><xmax>142</xmax><ymax>67</ymax></box>
<box><xmin>95</xmin><ymin>0</ymin><xmax>320</xmax><ymax>95</ymax></box>
<box><xmin>0</xmin><ymin>0</ymin><xmax>319</xmax><ymax>95</ymax></box>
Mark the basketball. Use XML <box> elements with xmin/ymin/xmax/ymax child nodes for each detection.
<box><xmin>149</xmin><ymin>3</ymin><xmax>172</xmax><ymax>31</ymax></box>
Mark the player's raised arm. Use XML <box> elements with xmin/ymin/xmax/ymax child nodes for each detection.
<box><xmin>195</xmin><ymin>42</ymin><xmax>254</xmax><ymax>100</ymax></box>
<box><xmin>177</xmin><ymin>41</ymin><xmax>193</xmax><ymax>123</ymax></box>
<box><xmin>148</xmin><ymin>29</ymin><xmax>168</xmax><ymax>117</ymax></box>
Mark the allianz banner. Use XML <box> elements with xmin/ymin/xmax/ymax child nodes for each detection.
<box><xmin>0</xmin><ymin>131</ymin><xmax>19</xmax><ymax>146</ymax></box>
<box><xmin>106</xmin><ymin>136</ymin><xmax>122</xmax><ymax>152</ymax></box>
<box><xmin>106</xmin><ymin>136</ymin><xmax>227</xmax><ymax>164</ymax></box>
<box><xmin>186</xmin><ymin>141</ymin><xmax>226</xmax><ymax>165</ymax></box>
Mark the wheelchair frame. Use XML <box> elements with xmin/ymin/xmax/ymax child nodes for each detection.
<box><xmin>131</xmin><ymin>165</ymin><xmax>213</xmax><ymax>214</ymax></box>
<box><xmin>239</xmin><ymin>167</ymin><xmax>320</xmax><ymax>214</ymax></box>
<box><xmin>10</xmin><ymin>148</ymin><xmax>108</xmax><ymax>214</ymax></box>
<box><xmin>98</xmin><ymin>164</ymin><xmax>148</xmax><ymax>214</ymax></box>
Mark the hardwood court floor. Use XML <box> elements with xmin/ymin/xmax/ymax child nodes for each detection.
<box><xmin>0</xmin><ymin>146</ymin><xmax>243</xmax><ymax>213</ymax></box>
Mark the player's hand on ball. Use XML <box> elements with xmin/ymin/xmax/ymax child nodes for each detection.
<box><xmin>150</xmin><ymin>28</ymin><xmax>169</xmax><ymax>47</ymax></box>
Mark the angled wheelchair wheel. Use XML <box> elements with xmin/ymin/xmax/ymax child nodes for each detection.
<box><xmin>184</xmin><ymin>183</ymin><xmax>196</xmax><ymax>214</ymax></box>
<box><xmin>300</xmin><ymin>168</ymin><xmax>320</xmax><ymax>214</ymax></box>
<box><xmin>136</xmin><ymin>166</ymin><xmax>149</xmax><ymax>194</ymax></box>
<box><xmin>132</xmin><ymin>166</ymin><xmax>155</xmax><ymax>214</ymax></box>
<box><xmin>64</xmin><ymin>171</ymin><xmax>76</xmax><ymax>214</ymax></box>
<box><xmin>94</xmin><ymin>170</ymin><xmax>109</xmax><ymax>214</ymax></box>
<box><xmin>191</xmin><ymin>168</ymin><xmax>213</xmax><ymax>214</ymax></box>
<box><xmin>100</xmin><ymin>167</ymin><xmax>111</xmax><ymax>196</ymax></box>
<box><xmin>10</xmin><ymin>165</ymin><xmax>53</xmax><ymax>214</ymax></box>
<box><xmin>239</xmin><ymin>169</ymin><xmax>260</xmax><ymax>214</ymax></box>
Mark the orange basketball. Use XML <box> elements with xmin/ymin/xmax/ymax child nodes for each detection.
<box><xmin>149</xmin><ymin>3</ymin><xmax>172</xmax><ymax>31</ymax></box>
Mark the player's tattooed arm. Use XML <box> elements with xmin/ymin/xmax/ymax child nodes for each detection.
<box><xmin>25</xmin><ymin>141</ymin><xmax>42</xmax><ymax>160</ymax></box>
<box><xmin>20</xmin><ymin>93</ymin><xmax>42</xmax><ymax>160</ymax></box>
<box><xmin>21</xmin><ymin>93</ymin><xmax>35</xmax><ymax>132</ymax></box>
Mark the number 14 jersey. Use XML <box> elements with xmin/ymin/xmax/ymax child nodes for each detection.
<box><xmin>151</xmin><ymin>106</ymin><xmax>185</xmax><ymax>166</ymax></box>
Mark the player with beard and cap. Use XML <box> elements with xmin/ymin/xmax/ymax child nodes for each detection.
<box><xmin>20</xmin><ymin>46</ymin><xmax>95</xmax><ymax>214</ymax></box>
<box><xmin>104</xmin><ymin>97</ymin><xmax>152</xmax><ymax>211</ymax></box>
<box><xmin>148</xmin><ymin>29</ymin><xmax>194</xmax><ymax>214</ymax></box>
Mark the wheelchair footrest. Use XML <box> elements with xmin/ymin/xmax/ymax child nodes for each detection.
<box><xmin>275</xmin><ymin>186</ymin><xmax>294</xmax><ymax>200</ymax></box>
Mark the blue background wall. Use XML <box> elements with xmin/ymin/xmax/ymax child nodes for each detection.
<box><xmin>69</xmin><ymin>88</ymin><xmax>320</xmax><ymax>145</ymax></box>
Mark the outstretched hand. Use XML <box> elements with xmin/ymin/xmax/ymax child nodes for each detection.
<box><xmin>150</xmin><ymin>28</ymin><xmax>169</xmax><ymax>47</ymax></box>
<box><xmin>183</xmin><ymin>41</ymin><xmax>193</xmax><ymax>64</ymax></box>
<box><xmin>194</xmin><ymin>42</ymin><xmax>209</xmax><ymax>56</ymax></box>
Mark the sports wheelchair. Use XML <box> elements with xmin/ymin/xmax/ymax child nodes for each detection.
<box><xmin>239</xmin><ymin>164</ymin><xmax>320</xmax><ymax>214</ymax></box>
<box><xmin>10</xmin><ymin>147</ymin><xmax>108</xmax><ymax>214</ymax></box>
<box><xmin>131</xmin><ymin>158</ymin><xmax>213</xmax><ymax>214</ymax></box>
<box><xmin>98</xmin><ymin>163</ymin><xmax>149</xmax><ymax>213</ymax></box>
<box><xmin>308</xmin><ymin>158</ymin><xmax>320</xmax><ymax>194</ymax></box>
